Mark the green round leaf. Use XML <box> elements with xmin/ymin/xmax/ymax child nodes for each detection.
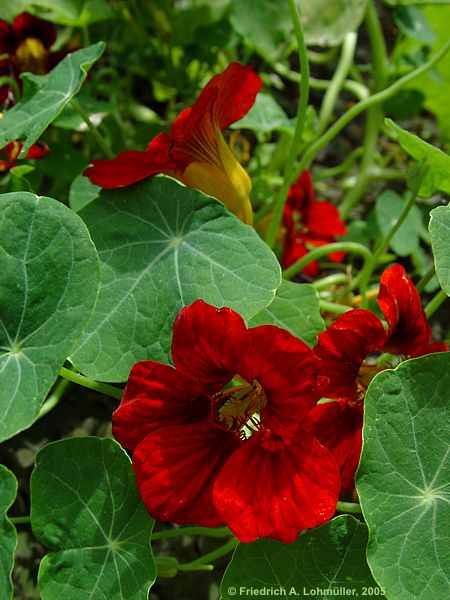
<box><xmin>375</xmin><ymin>190</ymin><xmax>424</xmax><ymax>256</ymax></box>
<box><xmin>232</xmin><ymin>94</ymin><xmax>292</xmax><ymax>134</ymax></box>
<box><xmin>72</xmin><ymin>176</ymin><xmax>281</xmax><ymax>382</ymax></box>
<box><xmin>31</xmin><ymin>437</ymin><xmax>155</xmax><ymax>600</ymax></box>
<box><xmin>0</xmin><ymin>466</ymin><xmax>17</xmax><ymax>600</ymax></box>
<box><xmin>69</xmin><ymin>173</ymin><xmax>101</xmax><ymax>212</ymax></box>
<box><xmin>301</xmin><ymin>0</ymin><xmax>368</xmax><ymax>46</ymax></box>
<box><xmin>249</xmin><ymin>280</ymin><xmax>324</xmax><ymax>346</ymax></box>
<box><xmin>357</xmin><ymin>354</ymin><xmax>450</xmax><ymax>599</ymax></box>
<box><xmin>429</xmin><ymin>205</ymin><xmax>450</xmax><ymax>295</ymax></box>
<box><xmin>221</xmin><ymin>516</ymin><xmax>382</xmax><ymax>599</ymax></box>
<box><xmin>0</xmin><ymin>193</ymin><xmax>99</xmax><ymax>442</ymax></box>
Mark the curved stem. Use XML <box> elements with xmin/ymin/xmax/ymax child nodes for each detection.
<box><xmin>265</xmin><ymin>0</ymin><xmax>310</xmax><ymax>248</ymax></box>
<box><xmin>336</xmin><ymin>501</ymin><xmax>362</xmax><ymax>514</ymax></box>
<box><xmin>152</xmin><ymin>526</ymin><xmax>231</xmax><ymax>541</ymax></box>
<box><xmin>10</xmin><ymin>515</ymin><xmax>31</xmax><ymax>525</ymax></box>
<box><xmin>70</xmin><ymin>99</ymin><xmax>114</xmax><ymax>159</ymax></box>
<box><xmin>59</xmin><ymin>367</ymin><xmax>123</xmax><ymax>400</ymax></box>
<box><xmin>320</xmin><ymin>300</ymin><xmax>352</xmax><ymax>315</ymax></box>
<box><xmin>37</xmin><ymin>377</ymin><xmax>71</xmax><ymax>420</ymax></box>
<box><xmin>283</xmin><ymin>242</ymin><xmax>372</xmax><ymax>281</ymax></box>
<box><xmin>177</xmin><ymin>538</ymin><xmax>238</xmax><ymax>572</ymax></box>
<box><xmin>318</xmin><ymin>32</ymin><xmax>358</xmax><ymax>132</ymax></box>
<box><xmin>416</xmin><ymin>264</ymin><xmax>435</xmax><ymax>293</ymax></box>
<box><xmin>313</xmin><ymin>273</ymin><xmax>348</xmax><ymax>291</ymax></box>
<box><xmin>424</xmin><ymin>289</ymin><xmax>448</xmax><ymax>319</ymax></box>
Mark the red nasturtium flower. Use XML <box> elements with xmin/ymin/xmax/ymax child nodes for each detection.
<box><xmin>0</xmin><ymin>13</ymin><xmax>58</xmax><ymax>105</ymax></box>
<box><xmin>282</xmin><ymin>170</ymin><xmax>347</xmax><ymax>276</ymax></box>
<box><xmin>113</xmin><ymin>300</ymin><xmax>340</xmax><ymax>543</ymax></box>
<box><xmin>85</xmin><ymin>63</ymin><xmax>262</xmax><ymax>225</ymax></box>
<box><xmin>0</xmin><ymin>140</ymin><xmax>49</xmax><ymax>173</ymax></box>
<box><xmin>305</xmin><ymin>263</ymin><xmax>448</xmax><ymax>494</ymax></box>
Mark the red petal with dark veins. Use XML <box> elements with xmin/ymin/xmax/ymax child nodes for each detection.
<box><xmin>171</xmin><ymin>300</ymin><xmax>247</xmax><ymax>387</ymax></box>
<box><xmin>213</xmin><ymin>429</ymin><xmax>340</xmax><ymax>542</ymax></box>
<box><xmin>315</xmin><ymin>309</ymin><xmax>386</xmax><ymax>401</ymax></box>
<box><xmin>84</xmin><ymin>133</ymin><xmax>178</xmax><ymax>188</ymax></box>
<box><xmin>378</xmin><ymin>263</ymin><xmax>448</xmax><ymax>357</ymax></box>
<box><xmin>239</xmin><ymin>325</ymin><xmax>318</xmax><ymax>435</ymax></box>
<box><xmin>133</xmin><ymin>423</ymin><xmax>239</xmax><ymax>527</ymax></box>
<box><xmin>12</xmin><ymin>12</ymin><xmax>57</xmax><ymax>49</ymax></box>
<box><xmin>112</xmin><ymin>361</ymin><xmax>209</xmax><ymax>451</ymax></box>
<box><xmin>304</xmin><ymin>400</ymin><xmax>363</xmax><ymax>495</ymax></box>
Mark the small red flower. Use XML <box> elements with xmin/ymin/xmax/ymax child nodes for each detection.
<box><xmin>113</xmin><ymin>300</ymin><xmax>340</xmax><ymax>543</ymax></box>
<box><xmin>0</xmin><ymin>140</ymin><xmax>49</xmax><ymax>173</ymax></box>
<box><xmin>305</xmin><ymin>263</ymin><xmax>447</xmax><ymax>494</ymax></box>
<box><xmin>282</xmin><ymin>171</ymin><xmax>347</xmax><ymax>276</ymax></box>
<box><xmin>85</xmin><ymin>63</ymin><xmax>262</xmax><ymax>224</ymax></box>
<box><xmin>0</xmin><ymin>13</ymin><xmax>58</xmax><ymax>105</ymax></box>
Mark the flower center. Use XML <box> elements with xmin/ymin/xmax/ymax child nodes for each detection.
<box><xmin>214</xmin><ymin>378</ymin><xmax>267</xmax><ymax>439</ymax></box>
<box><xmin>354</xmin><ymin>363</ymin><xmax>385</xmax><ymax>406</ymax></box>
<box><xmin>15</xmin><ymin>38</ymin><xmax>48</xmax><ymax>74</ymax></box>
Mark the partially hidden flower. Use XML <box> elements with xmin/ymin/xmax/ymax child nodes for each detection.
<box><xmin>0</xmin><ymin>140</ymin><xmax>49</xmax><ymax>173</ymax></box>
<box><xmin>112</xmin><ymin>299</ymin><xmax>340</xmax><ymax>543</ymax></box>
<box><xmin>85</xmin><ymin>63</ymin><xmax>262</xmax><ymax>225</ymax></box>
<box><xmin>0</xmin><ymin>13</ymin><xmax>58</xmax><ymax>105</ymax></box>
<box><xmin>282</xmin><ymin>170</ymin><xmax>347</xmax><ymax>277</ymax></box>
<box><xmin>305</xmin><ymin>263</ymin><xmax>448</xmax><ymax>494</ymax></box>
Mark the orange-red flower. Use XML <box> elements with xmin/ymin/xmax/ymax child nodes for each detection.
<box><xmin>112</xmin><ymin>300</ymin><xmax>340</xmax><ymax>543</ymax></box>
<box><xmin>282</xmin><ymin>170</ymin><xmax>347</xmax><ymax>276</ymax></box>
<box><xmin>85</xmin><ymin>63</ymin><xmax>262</xmax><ymax>224</ymax></box>
<box><xmin>305</xmin><ymin>264</ymin><xmax>448</xmax><ymax>494</ymax></box>
<box><xmin>0</xmin><ymin>140</ymin><xmax>49</xmax><ymax>173</ymax></box>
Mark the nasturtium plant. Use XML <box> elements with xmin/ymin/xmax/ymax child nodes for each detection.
<box><xmin>0</xmin><ymin>465</ymin><xmax>17</xmax><ymax>600</ymax></box>
<box><xmin>31</xmin><ymin>437</ymin><xmax>156</xmax><ymax>600</ymax></box>
<box><xmin>0</xmin><ymin>193</ymin><xmax>99</xmax><ymax>441</ymax></box>
<box><xmin>357</xmin><ymin>354</ymin><xmax>450</xmax><ymax>600</ymax></box>
<box><xmin>1</xmin><ymin>1</ymin><xmax>450</xmax><ymax>598</ymax></box>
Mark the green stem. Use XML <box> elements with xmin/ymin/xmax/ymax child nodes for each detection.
<box><xmin>70</xmin><ymin>99</ymin><xmax>114</xmax><ymax>159</ymax></box>
<box><xmin>177</xmin><ymin>538</ymin><xmax>238</xmax><ymax>572</ymax></box>
<box><xmin>152</xmin><ymin>526</ymin><xmax>231</xmax><ymax>541</ymax></box>
<box><xmin>283</xmin><ymin>242</ymin><xmax>372</xmax><ymax>281</ymax></box>
<box><xmin>59</xmin><ymin>367</ymin><xmax>123</xmax><ymax>400</ymax></box>
<box><xmin>10</xmin><ymin>516</ymin><xmax>31</xmax><ymax>525</ymax></box>
<box><xmin>416</xmin><ymin>264</ymin><xmax>435</xmax><ymax>293</ymax></box>
<box><xmin>318</xmin><ymin>32</ymin><xmax>358</xmax><ymax>132</ymax></box>
<box><xmin>265</xmin><ymin>0</ymin><xmax>310</xmax><ymax>249</ymax></box>
<box><xmin>294</xmin><ymin>41</ymin><xmax>450</xmax><ymax>211</ymax></box>
<box><xmin>320</xmin><ymin>300</ymin><xmax>352</xmax><ymax>315</ymax></box>
<box><xmin>37</xmin><ymin>378</ymin><xmax>71</xmax><ymax>420</ymax></box>
<box><xmin>336</xmin><ymin>501</ymin><xmax>362</xmax><ymax>514</ymax></box>
<box><xmin>315</xmin><ymin>148</ymin><xmax>364</xmax><ymax>180</ymax></box>
<box><xmin>339</xmin><ymin>0</ymin><xmax>389</xmax><ymax>218</ymax></box>
<box><xmin>313</xmin><ymin>273</ymin><xmax>348</xmax><ymax>291</ymax></box>
<box><xmin>424</xmin><ymin>289</ymin><xmax>448</xmax><ymax>319</ymax></box>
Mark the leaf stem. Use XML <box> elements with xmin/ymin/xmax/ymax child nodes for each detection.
<box><xmin>10</xmin><ymin>515</ymin><xmax>31</xmax><ymax>525</ymax></box>
<box><xmin>37</xmin><ymin>377</ymin><xmax>71</xmax><ymax>420</ymax></box>
<box><xmin>152</xmin><ymin>526</ymin><xmax>231</xmax><ymax>541</ymax></box>
<box><xmin>416</xmin><ymin>264</ymin><xmax>435</xmax><ymax>293</ymax></box>
<box><xmin>177</xmin><ymin>538</ymin><xmax>238</xmax><ymax>572</ymax></box>
<box><xmin>265</xmin><ymin>0</ymin><xmax>310</xmax><ymax>249</ymax></box>
<box><xmin>70</xmin><ymin>98</ymin><xmax>114</xmax><ymax>159</ymax></box>
<box><xmin>336</xmin><ymin>501</ymin><xmax>362</xmax><ymax>514</ymax></box>
<box><xmin>313</xmin><ymin>273</ymin><xmax>348</xmax><ymax>291</ymax></box>
<box><xmin>424</xmin><ymin>289</ymin><xmax>448</xmax><ymax>319</ymax></box>
<box><xmin>319</xmin><ymin>300</ymin><xmax>352</xmax><ymax>315</ymax></box>
<box><xmin>59</xmin><ymin>367</ymin><xmax>123</xmax><ymax>400</ymax></box>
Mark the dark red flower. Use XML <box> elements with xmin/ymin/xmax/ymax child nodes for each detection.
<box><xmin>113</xmin><ymin>300</ymin><xmax>340</xmax><ymax>543</ymax></box>
<box><xmin>0</xmin><ymin>13</ymin><xmax>62</xmax><ymax>106</ymax></box>
<box><xmin>282</xmin><ymin>171</ymin><xmax>347</xmax><ymax>276</ymax></box>
<box><xmin>306</xmin><ymin>264</ymin><xmax>447</xmax><ymax>494</ymax></box>
<box><xmin>0</xmin><ymin>140</ymin><xmax>49</xmax><ymax>173</ymax></box>
<box><xmin>85</xmin><ymin>63</ymin><xmax>262</xmax><ymax>224</ymax></box>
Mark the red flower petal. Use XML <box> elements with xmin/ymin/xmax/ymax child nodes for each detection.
<box><xmin>239</xmin><ymin>325</ymin><xmax>318</xmax><ymax>434</ymax></box>
<box><xmin>84</xmin><ymin>133</ymin><xmax>177</xmax><ymax>188</ymax></box>
<box><xmin>133</xmin><ymin>423</ymin><xmax>239</xmax><ymax>527</ymax></box>
<box><xmin>315</xmin><ymin>309</ymin><xmax>386</xmax><ymax>401</ymax></box>
<box><xmin>0</xmin><ymin>20</ymin><xmax>12</xmax><ymax>54</ymax></box>
<box><xmin>304</xmin><ymin>401</ymin><xmax>362</xmax><ymax>495</ymax></box>
<box><xmin>12</xmin><ymin>12</ymin><xmax>56</xmax><ymax>49</ymax></box>
<box><xmin>26</xmin><ymin>141</ymin><xmax>49</xmax><ymax>159</ymax></box>
<box><xmin>213</xmin><ymin>429</ymin><xmax>340</xmax><ymax>542</ymax></box>
<box><xmin>112</xmin><ymin>361</ymin><xmax>209</xmax><ymax>451</ymax></box>
<box><xmin>171</xmin><ymin>300</ymin><xmax>247</xmax><ymax>386</ymax></box>
<box><xmin>378</xmin><ymin>263</ymin><xmax>448</xmax><ymax>356</ymax></box>
<box><xmin>305</xmin><ymin>201</ymin><xmax>347</xmax><ymax>238</ymax></box>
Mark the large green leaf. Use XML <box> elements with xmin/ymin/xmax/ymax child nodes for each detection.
<box><xmin>0</xmin><ymin>0</ymin><xmax>114</xmax><ymax>25</ymax></box>
<box><xmin>0</xmin><ymin>193</ymin><xmax>99</xmax><ymax>442</ymax></box>
<box><xmin>31</xmin><ymin>437</ymin><xmax>155</xmax><ymax>600</ymax></box>
<box><xmin>0</xmin><ymin>466</ymin><xmax>17</xmax><ymax>600</ymax></box>
<box><xmin>248</xmin><ymin>280</ymin><xmax>324</xmax><ymax>346</ymax></box>
<box><xmin>231</xmin><ymin>93</ymin><xmax>292</xmax><ymax>134</ymax></box>
<box><xmin>221</xmin><ymin>516</ymin><xmax>382</xmax><ymax>599</ymax></box>
<box><xmin>0</xmin><ymin>43</ymin><xmax>105</xmax><ymax>157</ymax></box>
<box><xmin>357</xmin><ymin>354</ymin><xmax>450</xmax><ymax>600</ymax></box>
<box><xmin>375</xmin><ymin>189</ymin><xmax>424</xmax><ymax>256</ymax></box>
<box><xmin>429</xmin><ymin>205</ymin><xmax>450</xmax><ymax>295</ymax></box>
<box><xmin>301</xmin><ymin>0</ymin><xmax>368</xmax><ymax>46</ymax></box>
<box><xmin>384</xmin><ymin>1</ymin><xmax>450</xmax><ymax>5</ymax></box>
<box><xmin>385</xmin><ymin>119</ymin><xmax>450</xmax><ymax>197</ymax></box>
<box><xmin>72</xmin><ymin>177</ymin><xmax>281</xmax><ymax>381</ymax></box>
<box><xmin>69</xmin><ymin>173</ymin><xmax>101</xmax><ymax>212</ymax></box>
